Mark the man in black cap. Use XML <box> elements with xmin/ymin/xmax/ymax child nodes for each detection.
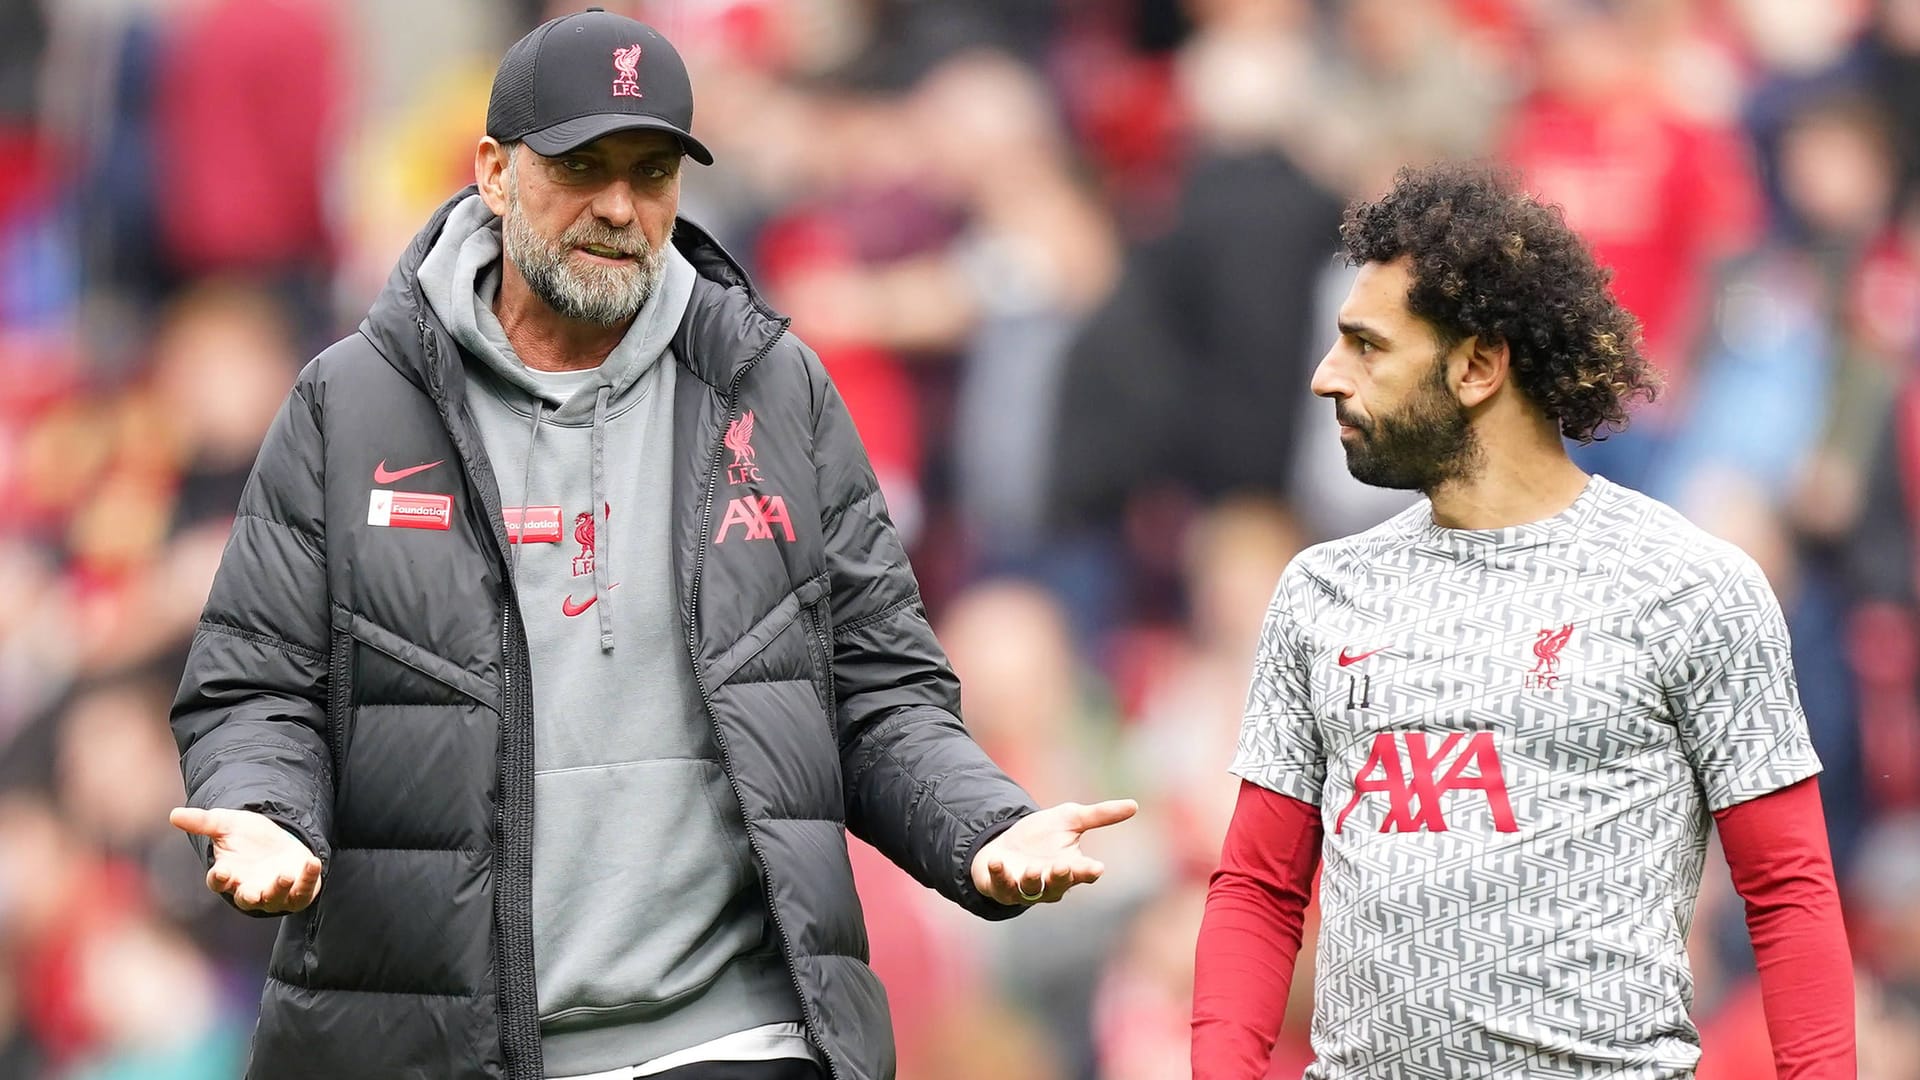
<box><xmin>166</xmin><ymin>10</ymin><xmax>1135</xmax><ymax>1080</ymax></box>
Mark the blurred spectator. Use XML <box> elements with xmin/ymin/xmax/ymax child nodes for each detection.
<box><xmin>1734</xmin><ymin>0</ymin><xmax>1877</xmax><ymax>222</ymax></box>
<box><xmin>1867</xmin><ymin>0</ymin><xmax>1920</xmax><ymax>200</ymax></box>
<box><xmin>1504</xmin><ymin>0</ymin><xmax>1761</xmax><ymax>487</ymax></box>
<box><xmin>0</xmin><ymin>793</ymin><xmax>139</xmax><ymax>1071</ymax></box>
<box><xmin>65</xmin><ymin>913</ymin><xmax>247</xmax><ymax>1080</ymax></box>
<box><xmin>1847</xmin><ymin>816</ymin><xmax>1920</xmax><ymax>1077</ymax></box>
<box><xmin>937</xmin><ymin>579</ymin><xmax>1143</xmax><ymax>1072</ymax></box>
<box><xmin>1049</xmin><ymin>5</ymin><xmax>1341</xmax><ymax>629</ymax></box>
<box><xmin>53</xmin><ymin>677</ymin><xmax>182</xmax><ymax>859</ymax></box>
<box><xmin>1090</xmin><ymin>878</ymin><xmax>1207</xmax><ymax>1080</ymax></box>
<box><xmin>153</xmin><ymin>0</ymin><xmax>345</xmax><ymax>334</ymax></box>
<box><xmin>1858</xmin><ymin>970</ymin><xmax>1920</xmax><ymax>1080</ymax></box>
<box><xmin>940</xmin><ymin>580</ymin><xmax>1127</xmax><ymax>809</ymax></box>
<box><xmin>1319</xmin><ymin>0</ymin><xmax>1511</xmax><ymax>189</ymax></box>
<box><xmin>1128</xmin><ymin>497</ymin><xmax>1304</xmax><ymax>875</ymax></box>
<box><xmin>917</xmin><ymin>51</ymin><xmax>1121</xmax><ymax>565</ymax></box>
<box><xmin>915</xmin><ymin>994</ymin><xmax>1070</xmax><ymax>1080</ymax></box>
<box><xmin>146</xmin><ymin>281</ymin><xmax>303</xmax><ymax>530</ymax></box>
<box><xmin>1671</xmin><ymin>95</ymin><xmax>1900</xmax><ymax>505</ymax></box>
<box><xmin>0</xmin><ymin>540</ymin><xmax>78</xmax><ymax>752</ymax></box>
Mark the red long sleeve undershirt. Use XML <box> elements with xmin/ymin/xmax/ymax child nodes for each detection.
<box><xmin>1192</xmin><ymin>782</ymin><xmax>1323</xmax><ymax>1079</ymax></box>
<box><xmin>1713</xmin><ymin>777</ymin><xmax>1856</xmax><ymax>1077</ymax></box>
<box><xmin>1190</xmin><ymin>778</ymin><xmax>1854</xmax><ymax>1079</ymax></box>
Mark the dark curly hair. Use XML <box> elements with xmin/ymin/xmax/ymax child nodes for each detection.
<box><xmin>1340</xmin><ymin>162</ymin><xmax>1659</xmax><ymax>443</ymax></box>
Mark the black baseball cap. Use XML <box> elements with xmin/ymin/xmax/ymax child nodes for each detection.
<box><xmin>486</xmin><ymin>8</ymin><xmax>713</xmax><ymax>166</ymax></box>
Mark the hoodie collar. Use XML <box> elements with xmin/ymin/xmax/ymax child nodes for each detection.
<box><xmin>417</xmin><ymin>192</ymin><xmax>695</xmax><ymax>424</ymax></box>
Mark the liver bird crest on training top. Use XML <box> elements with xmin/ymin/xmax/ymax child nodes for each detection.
<box><xmin>612</xmin><ymin>44</ymin><xmax>643</xmax><ymax>97</ymax></box>
<box><xmin>571</xmin><ymin>509</ymin><xmax>596</xmax><ymax>577</ymax></box>
<box><xmin>1531</xmin><ymin>624</ymin><xmax>1576</xmax><ymax>674</ymax></box>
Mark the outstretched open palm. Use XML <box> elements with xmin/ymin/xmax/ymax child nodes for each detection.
<box><xmin>972</xmin><ymin>799</ymin><xmax>1138</xmax><ymax>905</ymax></box>
<box><xmin>170</xmin><ymin>807</ymin><xmax>324</xmax><ymax>914</ymax></box>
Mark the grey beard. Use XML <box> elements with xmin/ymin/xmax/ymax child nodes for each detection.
<box><xmin>502</xmin><ymin>196</ymin><xmax>670</xmax><ymax>327</ymax></box>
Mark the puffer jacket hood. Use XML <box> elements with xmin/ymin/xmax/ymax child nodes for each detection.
<box><xmin>172</xmin><ymin>187</ymin><xmax>1038</xmax><ymax>1080</ymax></box>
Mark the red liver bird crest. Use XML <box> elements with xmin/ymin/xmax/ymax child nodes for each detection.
<box><xmin>725</xmin><ymin>410</ymin><xmax>756</xmax><ymax>468</ymax></box>
<box><xmin>1531</xmin><ymin>624</ymin><xmax>1575</xmax><ymax>674</ymax></box>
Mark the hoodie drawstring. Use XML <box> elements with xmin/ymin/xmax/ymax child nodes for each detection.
<box><xmin>591</xmin><ymin>385</ymin><xmax>614</xmax><ymax>653</ymax></box>
<box><xmin>513</xmin><ymin>400</ymin><xmax>543</xmax><ymax>578</ymax></box>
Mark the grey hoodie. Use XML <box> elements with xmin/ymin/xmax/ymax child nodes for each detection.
<box><xmin>419</xmin><ymin>196</ymin><xmax>799</xmax><ymax>1075</ymax></box>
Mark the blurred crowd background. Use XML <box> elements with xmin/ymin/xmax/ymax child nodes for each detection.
<box><xmin>0</xmin><ymin>0</ymin><xmax>1918</xmax><ymax>1076</ymax></box>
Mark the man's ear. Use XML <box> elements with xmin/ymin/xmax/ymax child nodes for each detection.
<box><xmin>476</xmin><ymin>138</ymin><xmax>513</xmax><ymax>217</ymax></box>
<box><xmin>1456</xmin><ymin>334</ymin><xmax>1510</xmax><ymax>409</ymax></box>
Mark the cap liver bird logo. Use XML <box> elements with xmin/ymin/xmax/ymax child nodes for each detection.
<box><xmin>1531</xmin><ymin>624</ymin><xmax>1575</xmax><ymax>674</ymax></box>
<box><xmin>612</xmin><ymin>45</ymin><xmax>643</xmax><ymax>97</ymax></box>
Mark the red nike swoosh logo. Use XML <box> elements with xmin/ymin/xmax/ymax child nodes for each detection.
<box><xmin>561</xmin><ymin>582</ymin><xmax>621</xmax><ymax>617</ymax></box>
<box><xmin>373</xmin><ymin>459</ymin><xmax>444</xmax><ymax>484</ymax></box>
<box><xmin>1337</xmin><ymin>648</ymin><xmax>1382</xmax><ymax>667</ymax></box>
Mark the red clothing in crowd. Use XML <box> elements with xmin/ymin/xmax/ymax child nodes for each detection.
<box><xmin>154</xmin><ymin>0</ymin><xmax>342</xmax><ymax>275</ymax></box>
<box><xmin>1502</xmin><ymin>92</ymin><xmax>1759</xmax><ymax>394</ymax></box>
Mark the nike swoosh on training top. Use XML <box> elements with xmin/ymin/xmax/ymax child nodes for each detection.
<box><xmin>561</xmin><ymin>582</ymin><xmax>621</xmax><ymax>617</ymax></box>
<box><xmin>373</xmin><ymin>459</ymin><xmax>444</xmax><ymax>484</ymax></box>
<box><xmin>1337</xmin><ymin>647</ymin><xmax>1383</xmax><ymax>667</ymax></box>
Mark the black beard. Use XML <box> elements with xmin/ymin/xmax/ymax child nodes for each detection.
<box><xmin>1339</xmin><ymin>362</ymin><xmax>1480</xmax><ymax>492</ymax></box>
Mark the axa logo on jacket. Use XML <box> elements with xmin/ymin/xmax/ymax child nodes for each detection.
<box><xmin>715</xmin><ymin>495</ymin><xmax>795</xmax><ymax>544</ymax></box>
<box><xmin>714</xmin><ymin>410</ymin><xmax>795</xmax><ymax>544</ymax></box>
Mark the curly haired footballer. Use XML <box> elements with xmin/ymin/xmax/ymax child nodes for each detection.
<box><xmin>1195</xmin><ymin>165</ymin><xmax>1852</xmax><ymax>1080</ymax></box>
<box><xmin>1340</xmin><ymin>162</ymin><xmax>1658</xmax><ymax>442</ymax></box>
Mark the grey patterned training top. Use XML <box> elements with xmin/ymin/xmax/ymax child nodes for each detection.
<box><xmin>1231</xmin><ymin>474</ymin><xmax>1821</xmax><ymax>1080</ymax></box>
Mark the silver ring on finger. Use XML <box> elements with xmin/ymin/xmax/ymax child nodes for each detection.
<box><xmin>1017</xmin><ymin>879</ymin><xmax>1045</xmax><ymax>902</ymax></box>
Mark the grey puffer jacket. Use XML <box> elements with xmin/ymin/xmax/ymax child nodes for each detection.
<box><xmin>171</xmin><ymin>188</ymin><xmax>1037</xmax><ymax>1080</ymax></box>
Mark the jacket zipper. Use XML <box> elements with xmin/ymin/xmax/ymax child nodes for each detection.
<box><xmin>326</xmin><ymin>629</ymin><xmax>353</xmax><ymax>811</ymax></box>
<box><xmin>416</xmin><ymin>319</ymin><xmax>542</xmax><ymax>1080</ymax></box>
<box><xmin>683</xmin><ymin>322</ymin><xmax>847</xmax><ymax>1080</ymax></box>
<box><xmin>809</xmin><ymin>604</ymin><xmax>836</xmax><ymax>720</ymax></box>
<box><xmin>311</xmin><ymin>627</ymin><xmax>352</xmax><ymax>969</ymax></box>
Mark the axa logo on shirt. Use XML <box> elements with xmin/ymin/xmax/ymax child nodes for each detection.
<box><xmin>1334</xmin><ymin>731</ymin><xmax>1519</xmax><ymax>834</ymax></box>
